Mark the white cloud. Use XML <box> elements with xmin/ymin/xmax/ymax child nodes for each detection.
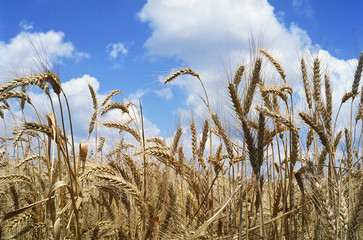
<box><xmin>0</xmin><ymin>30</ymin><xmax>89</xmax><ymax>77</ymax></box>
<box><xmin>139</xmin><ymin>0</ymin><xmax>358</xmax><ymax>126</ymax></box>
<box><xmin>155</xmin><ymin>86</ymin><xmax>173</xmax><ymax>100</ymax></box>
<box><xmin>106</xmin><ymin>42</ymin><xmax>128</xmax><ymax>59</ymax></box>
<box><xmin>19</xmin><ymin>20</ymin><xmax>34</xmax><ymax>31</ymax></box>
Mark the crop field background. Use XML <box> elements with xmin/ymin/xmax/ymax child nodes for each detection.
<box><xmin>0</xmin><ymin>49</ymin><xmax>362</xmax><ymax>239</ymax></box>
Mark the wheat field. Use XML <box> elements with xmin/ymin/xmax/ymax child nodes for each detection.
<box><xmin>0</xmin><ymin>50</ymin><xmax>362</xmax><ymax>239</ymax></box>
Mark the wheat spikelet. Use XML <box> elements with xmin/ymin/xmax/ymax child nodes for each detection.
<box><xmin>347</xmin><ymin>181</ymin><xmax>363</xmax><ymax>239</ymax></box>
<box><xmin>345</xmin><ymin>128</ymin><xmax>353</xmax><ymax>170</ymax></box>
<box><xmin>0</xmin><ymin>91</ymin><xmax>31</xmax><ymax>104</ymax></box>
<box><xmin>211</xmin><ymin>113</ymin><xmax>234</xmax><ymax>160</ymax></box>
<box><xmin>23</xmin><ymin>122</ymin><xmax>53</xmax><ymax>137</ymax></box>
<box><xmin>317</xmin><ymin>130</ymin><xmax>342</xmax><ymax>177</ymax></box>
<box><xmin>97</xmin><ymin>137</ymin><xmax>106</xmax><ymax>152</ymax></box>
<box><xmin>299</xmin><ymin>112</ymin><xmax>329</xmax><ymax>149</ymax></box>
<box><xmin>178</xmin><ymin>147</ymin><xmax>185</xmax><ymax>170</ymax></box>
<box><xmin>103</xmin><ymin>122</ymin><xmax>140</xmax><ymax>142</ymax></box>
<box><xmin>0</xmin><ymin>161</ymin><xmax>10</xmax><ymax>168</ymax></box>
<box><xmin>109</xmin><ymin>161</ymin><xmax>133</xmax><ymax>182</ymax></box>
<box><xmin>243</xmin><ymin>58</ymin><xmax>262</xmax><ymax>115</ymax></box>
<box><xmin>101</xmin><ymin>89</ymin><xmax>122</xmax><ymax>107</ymax></box>
<box><xmin>0</xmin><ymin>72</ymin><xmax>61</xmax><ymax>95</ymax></box>
<box><xmin>6</xmin><ymin>212</ymin><xmax>35</xmax><ymax>231</ymax></box>
<box><xmin>146</xmin><ymin>149</ymin><xmax>179</xmax><ymax>171</ymax></box>
<box><xmin>123</xmin><ymin>153</ymin><xmax>141</xmax><ymax>189</ymax></box>
<box><xmin>260</xmin><ymin>49</ymin><xmax>286</xmax><ymax>81</ymax></box>
<box><xmin>309</xmin><ymin>181</ymin><xmax>337</xmax><ymax>239</ymax></box>
<box><xmin>88</xmin><ymin>84</ymin><xmax>98</xmax><ymax>111</ymax></box>
<box><xmin>12</xmin><ymin>130</ymin><xmax>40</xmax><ymax>148</ymax></box>
<box><xmin>259</xmin><ymin>81</ymin><xmax>273</xmax><ymax>110</ymax></box>
<box><xmin>339</xmin><ymin>194</ymin><xmax>348</xmax><ymax>232</ymax></box>
<box><xmin>352</xmin><ymin>51</ymin><xmax>363</xmax><ymax>95</ymax></box>
<box><xmin>15</xmin><ymin>155</ymin><xmax>46</xmax><ymax>168</ymax></box>
<box><xmin>234</xmin><ymin>65</ymin><xmax>245</xmax><ymax>87</ymax></box>
<box><xmin>272</xmin><ymin>179</ymin><xmax>282</xmax><ymax>217</ymax></box>
<box><xmin>313</xmin><ymin>57</ymin><xmax>322</xmax><ymax>105</ymax></box>
<box><xmin>301</xmin><ymin>58</ymin><xmax>313</xmax><ymax>109</ymax></box>
<box><xmin>306</xmin><ymin>127</ymin><xmax>314</xmax><ymax>149</ymax></box>
<box><xmin>1</xmin><ymin>99</ymin><xmax>9</xmax><ymax>109</ymax></box>
<box><xmin>20</xmin><ymin>85</ymin><xmax>26</xmax><ymax>110</ymax></box>
<box><xmin>88</xmin><ymin>111</ymin><xmax>98</xmax><ymax>136</ymax></box>
<box><xmin>323</xmin><ymin>74</ymin><xmax>333</xmax><ymax>137</ymax></box>
<box><xmin>260</xmin><ymin>85</ymin><xmax>289</xmax><ymax>102</ymax></box>
<box><xmin>264</xmin><ymin>126</ymin><xmax>288</xmax><ymax>147</ymax></box>
<box><xmin>240</xmin><ymin>112</ymin><xmax>258</xmax><ymax>175</ymax></box>
<box><xmin>13</xmin><ymin>129</ymin><xmax>40</xmax><ymax>139</ymax></box>
<box><xmin>356</xmin><ymin>103</ymin><xmax>363</xmax><ymax>122</ymax></box>
<box><xmin>198</xmin><ymin>119</ymin><xmax>209</xmax><ymax>160</ymax></box>
<box><xmin>9</xmin><ymin>185</ymin><xmax>19</xmax><ymax>210</ymax></box>
<box><xmin>164</xmin><ymin>68</ymin><xmax>199</xmax><ymax>85</ymax></box>
<box><xmin>97</xmin><ymin>174</ymin><xmax>146</xmax><ymax>215</ymax></box>
<box><xmin>342</xmin><ymin>92</ymin><xmax>354</xmax><ymax>103</ymax></box>
<box><xmin>256</xmin><ymin>111</ymin><xmax>265</xmax><ymax>174</ymax></box>
<box><xmin>191</xmin><ymin>120</ymin><xmax>198</xmax><ymax>160</ymax></box>
<box><xmin>211</xmin><ymin>144</ymin><xmax>223</xmax><ymax>172</ymax></box>
<box><xmin>228</xmin><ymin>81</ymin><xmax>245</xmax><ymax>122</ymax></box>
<box><xmin>100</xmin><ymin>102</ymin><xmax>129</xmax><ymax>115</ymax></box>
<box><xmin>146</xmin><ymin>137</ymin><xmax>168</xmax><ymax>147</ymax></box>
<box><xmin>291</xmin><ymin>129</ymin><xmax>299</xmax><ymax>166</ymax></box>
<box><xmin>0</xmin><ymin>175</ymin><xmax>32</xmax><ymax>184</ymax></box>
<box><xmin>172</xmin><ymin>125</ymin><xmax>183</xmax><ymax>154</ymax></box>
<box><xmin>0</xmin><ymin>74</ymin><xmax>45</xmax><ymax>95</ymax></box>
<box><xmin>43</xmin><ymin>72</ymin><xmax>62</xmax><ymax>95</ymax></box>
<box><xmin>81</xmin><ymin>163</ymin><xmax>116</xmax><ymax>181</ymax></box>
<box><xmin>256</xmin><ymin>106</ymin><xmax>294</xmax><ymax>130</ymax></box>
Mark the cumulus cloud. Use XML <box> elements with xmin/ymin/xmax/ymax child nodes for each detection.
<box><xmin>0</xmin><ymin>30</ymin><xmax>89</xmax><ymax>77</ymax></box>
<box><xmin>19</xmin><ymin>20</ymin><xmax>34</xmax><ymax>31</ymax></box>
<box><xmin>138</xmin><ymin>0</ymin><xmax>357</xmax><ymax>123</ymax></box>
<box><xmin>106</xmin><ymin>42</ymin><xmax>128</xmax><ymax>59</ymax></box>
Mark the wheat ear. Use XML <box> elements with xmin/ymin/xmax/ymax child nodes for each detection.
<box><xmin>260</xmin><ymin>49</ymin><xmax>286</xmax><ymax>81</ymax></box>
<box><xmin>352</xmin><ymin>51</ymin><xmax>363</xmax><ymax>95</ymax></box>
<box><xmin>164</xmin><ymin>68</ymin><xmax>199</xmax><ymax>85</ymax></box>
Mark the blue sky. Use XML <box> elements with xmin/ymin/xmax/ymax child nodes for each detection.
<box><xmin>0</xmin><ymin>0</ymin><xmax>362</xmax><ymax>142</ymax></box>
